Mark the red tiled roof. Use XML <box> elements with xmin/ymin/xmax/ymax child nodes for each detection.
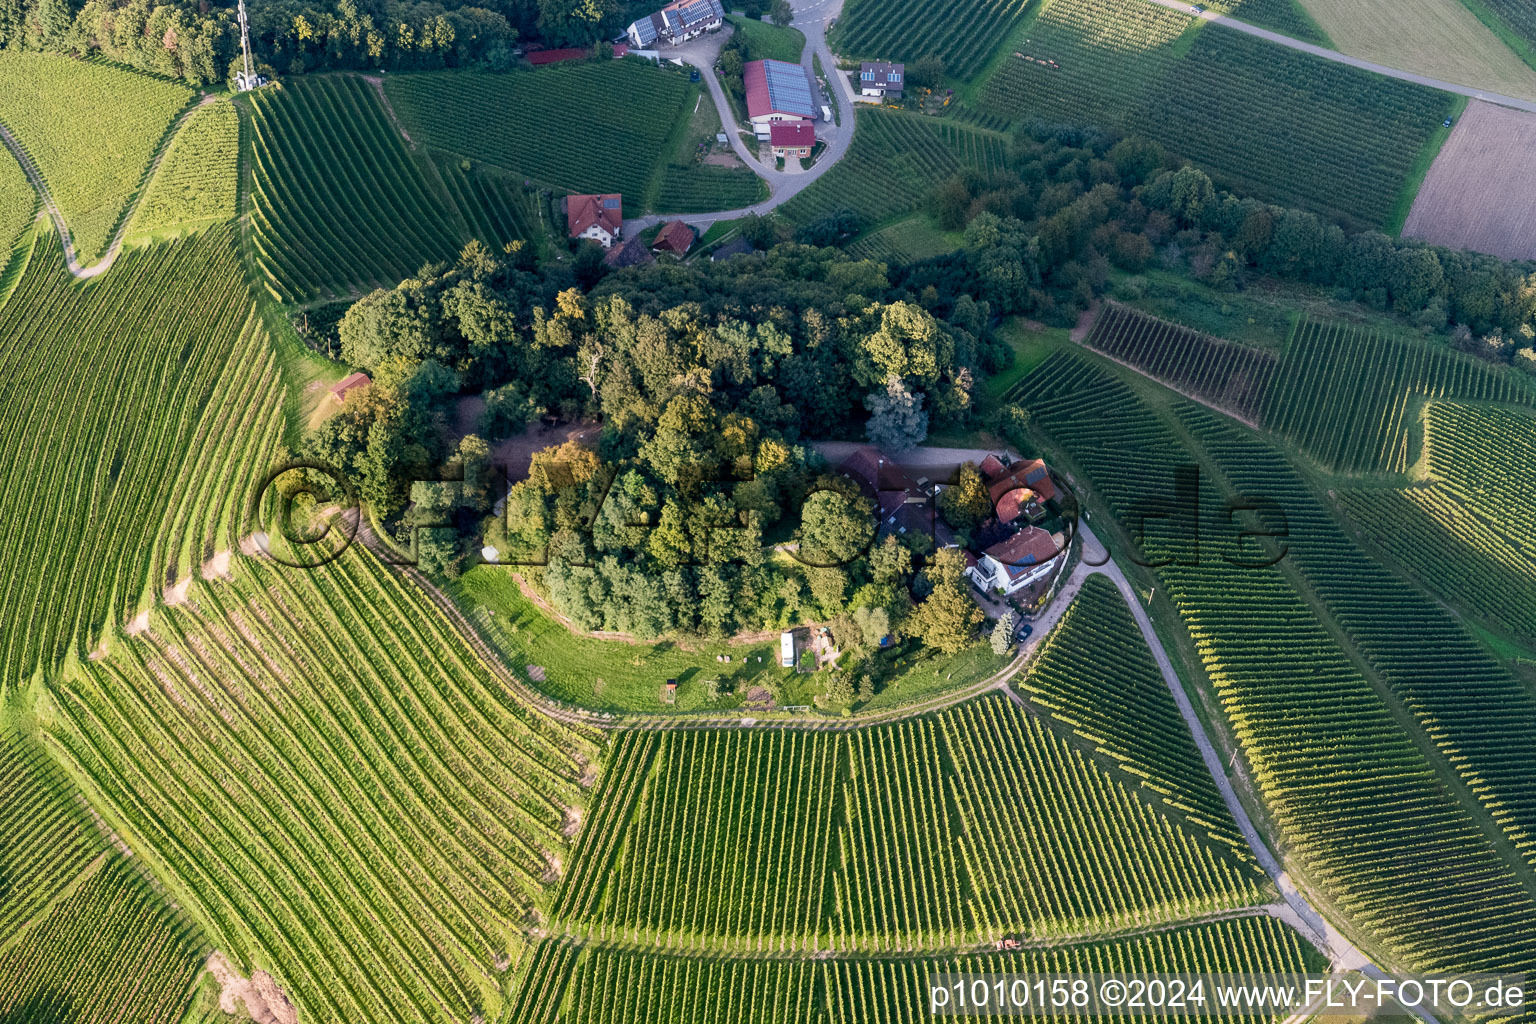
<box><xmin>769</xmin><ymin>119</ymin><xmax>815</xmax><ymax>147</ymax></box>
<box><xmin>566</xmin><ymin>193</ymin><xmax>622</xmax><ymax>239</ymax></box>
<box><xmin>328</xmin><ymin>371</ymin><xmax>371</xmax><ymax>401</ymax></box>
<box><xmin>527</xmin><ymin>47</ymin><xmax>586</xmax><ymax>65</ymax></box>
<box><xmin>984</xmin><ymin>526</ymin><xmax>1062</xmax><ymax>571</ymax></box>
<box><xmin>986</xmin><ymin>458</ymin><xmax>1056</xmax><ymax>507</ymax></box>
<box><xmin>743</xmin><ymin>59</ymin><xmax>770</xmax><ymax>119</ymax></box>
<box><xmin>613</xmin><ymin>42</ymin><xmax>629</xmax><ymax>56</ymax></box>
<box><xmin>993</xmin><ymin>487</ymin><xmax>1035</xmax><ymax>524</ymax></box>
<box><xmin>978</xmin><ymin>454</ymin><xmax>1006</xmax><ymax>479</ymax></box>
<box><xmin>652</xmin><ymin>219</ymin><xmax>694</xmax><ymax>254</ymax></box>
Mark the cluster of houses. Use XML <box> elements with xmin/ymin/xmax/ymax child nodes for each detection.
<box><xmin>562</xmin><ymin>193</ymin><xmax>695</xmax><ymax>265</ymax></box>
<box><xmin>835</xmin><ymin>445</ymin><xmax>1066</xmax><ymax>602</ymax></box>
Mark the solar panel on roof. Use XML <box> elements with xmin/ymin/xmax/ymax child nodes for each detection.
<box><xmin>761</xmin><ymin>59</ymin><xmax>816</xmax><ymax>118</ymax></box>
<box><xmin>603</xmin><ymin>198</ymin><xmax>621</xmax><ymax>208</ymax></box>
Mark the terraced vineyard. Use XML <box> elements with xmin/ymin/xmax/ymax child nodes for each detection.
<box><xmin>1260</xmin><ymin>318</ymin><xmax>1532</xmax><ymax>473</ymax></box>
<box><xmin>0</xmin><ymin>53</ymin><xmax>191</xmax><ymax>261</ymax></box>
<box><xmin>1009</xmin><ymin>350</ymin><xmax>1536</xmax><ymax>978</ymax></box>
<box><xmin>383</xmin><ymin>64</ymin><xmax>691</xmax><ymax>201</ymax></box>
<box><xmin>1018</xmin><ymin>575</ymin><xmax>1247</xmax><ymax>853</ymax></box>
<box><xmin>0</xmin><ymin>227</ymin><xmax>284</xmax><ymax>687</ymax></box>
<box><xmin>509</xmin><ymin>914</ymin><xmax>1325</xmax><ymax>1021</ymax></box>
<box><xmin>554</xmin><ymin>693</ymin><xmax>1267</xmax><ymax>953</ymax></box>
<box><xmin>0</xmin><ymin>731</ymin><xmax>99</xmax><ymax>943</ymax></box>
<box><xmin>780</xmin><ymin>109</ymin><xmax>1009</xmax><ymax>228</ymax></box>
<box><xmin>128</xmin><ymin>99</ymin><xmax>240</xmax><ymax>240</ymax></box>
<box><xmin>1085</xmin><ymin>302</ymin><xmax>1279</xmax><ymax>421</ymax></box>
<box><xmin>830</xmin><ymin>0</ymin><xmax>1034</xmax><ymax>78</ymax></box>
<box><xmin>248</xmin><ymin>75</ymin><xmax>467</xmax><ymax>302</ymax></box>
<box><xmin>434</xmin><ymin>155</ymin><xmax>542</xmax><ymax>253</ymax></box>
<box><xmin>977</xmin><ymin>0</ymin><xmax>1453</xmax><ymax>226</ymax></box>
<box><xmin>48</xmin><ymin>546</ymin><xmax>601</xmax><ymax>1024</ymax></box>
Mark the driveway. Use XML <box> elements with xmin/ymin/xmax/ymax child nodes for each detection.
<box><xmin>623</xmin><ymin>0</ymin><xmax>862</xmax><ymax>235</ymax></box>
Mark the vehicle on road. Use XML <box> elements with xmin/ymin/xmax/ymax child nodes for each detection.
<box><xmin>1016</xmin><ymin>623</ymin><xmax>1035</xmax><ymax>642</ymax></box>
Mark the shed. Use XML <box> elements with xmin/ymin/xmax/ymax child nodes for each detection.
<box><xmin>327</xmin><ymin>371</ymin><xmax>371</xmax><ymax>404</ymax></box>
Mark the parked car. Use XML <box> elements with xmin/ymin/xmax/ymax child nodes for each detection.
<box><xmin>1016</xmin><ymin>623</ymin><xmax>1035</xmax><ymax>642</ymax></box>
<box><xmin>1442</xmin><ymin>117</ymin><xmax>1454</xmax><ymax>127</ymax></box>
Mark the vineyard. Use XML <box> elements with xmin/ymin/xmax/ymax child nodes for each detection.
<box><xmin>0</xmin><ymin>857</ymin><xmax>203</xmax><ymax>1024</ymax></box>
<box><xmin>1463</xmin><ymin>0</ymin><xmax>1536</xmax><ymax>52</ymax></box>
<box><xmin>553</xmin><ymin>694</ymin><xmax>1267</xmax><ymax>953</ymax></box>
<box><xmin>1017</xmin><ymin>575</ymin><xmax>1250</xmax><ymax>854</ymax></box>
<box><xmin>128</xmin><ymin>99</ymin><xmax>240</xmax><ymax>241</ymax></box>
<box><xmin>1009</xmin><ymin>350</ymin><xmax>1536</xmax><ymax>978</ymax></box>
<box><xmin>1335</xmin><ymin>485</ymin><xmax>1536</xmax><ymax>640</ymax></box>
<box><xmin>47</xmin><ymin>544</ymin><xmax>601</xmax><ymax>1024</ymax></box>
<box><xmin>1084</xmin><ymin>303</ymin><xmax>1278</xmax><ymax>422</ymax></box>
<box><xmin>434</xmin><ymin>154</ymin><xmax>542</xmax><ymax>253</ymax></box>
<box><xmin>844</xmin><ymin>216</ymin><xmax>957</xmax><ymax>264</ymax></box>
<box><xmin>508</xmin><ymin>915</ymin><xmax>1325</xmax><ymax>1021</ymax></box>
<box><xmin>1259</xmin><ymin>318</ymin><xmax>1533</xmax><ymax>473</ymax></box>
<box><xmin>0</xmin><ymin>227</ymin><xmax>284</xmax><ymax>687</ymax></box>
<box><xmin>653</xmin><ymin>163</ymin><xmax>767</xmax><ymax>214</ymax></box>
<box><xmin>829</xmin><ymin>0</ymin><xmax>1034</xmax><ymax>78</ymax></box>
<box><xmin>976</xmin><ymin>0</ymin><xmax>1453</xmax><ymax>226</ymax></box>
<box><xmin>779</xmin><ymin>109</ymin><xmax>1009</xmax><ymax>228</ymax></box>
<box><xmin>1421</xmin><ymin>401</ymin><xmax>1536</xmax><ymax>558</ymax></box>
<box><xmin>247</xmin><ymin>75</ymin><xmax>468</xmax><ymax>303</ymax></box>
<box><xmin>0</xmin><ymin>146</ymin><xmax>33</xmax><ymax>260</ymax></box>
<box><xmin>383</xmin><ymin>64</ymin><xmax>691</xmax><ymax>201</ymax></box>
<box><xmin>1202</xmin><ymin>0</ymin><xmax>1328</xmax><ymax>43</ymax></box>
<box><xmin>0</xmin><ymin>53</ymin><xmax>191</xmax><ymax>262</ymax></box>
<box><xmin>0</xmin><ymin>731</ymin><xmax>99</xmax><ymax>943</ymax></box>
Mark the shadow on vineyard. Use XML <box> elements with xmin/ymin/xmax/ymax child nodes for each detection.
<box><xmin>0</xmin><ymin>990</ymin><xmax>72</xmax><ymax>1024</ymax></box>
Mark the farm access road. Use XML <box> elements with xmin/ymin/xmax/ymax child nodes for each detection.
<box><xmin>0</xmin><ymin>94</ymin><xmax>221</xmax><ymax>281</ymax></box>
<box><xmin>622</xmin><ymin>0</ymin><xmax>861</xmax><ymax>237</ymax></box>
<box><xmin>1139</xmin><ymin>0</ymin><xmax>1536</xmax><ymax>113</ymax></box>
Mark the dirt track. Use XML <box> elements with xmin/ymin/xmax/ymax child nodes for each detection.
<box><xmin>1403</xmin><ymin>101</ymin><xmax>1536</xmax><ymax>261</ymax></box>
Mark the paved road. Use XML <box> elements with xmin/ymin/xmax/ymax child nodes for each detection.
<box><xmin>1141</xmin><ymin>0</ymin><xmax>1536</xmax><ymax>113</ymax></box>
<box><xmin>0</xmin><ymin>95</ymin><xmax>217</xmax><ymax>280</ymax></box>
<box><xmin>623</xmin><ymin>0</ymin><xmax>861</xmax><ymax>236</ymax></box>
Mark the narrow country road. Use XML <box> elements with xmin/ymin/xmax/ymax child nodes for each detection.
<box><xmin>1140</xmin><ymin>0</ymin><xmax>1536</xmax><ymax>113</ymax></box>
<box><xmin>1072</xmin><ymin>519</ymin><xmax>1443</xmax><ymax>1024</ymax></box>
<box><xmin>0</xmin><ymin>95</ymin><xmax>217</xmax><ymax>280</ymax></box>
<box><xmin>623</xmin><ymin>0</ymin><xmax>862</xmax><ymax>236</ymax></box>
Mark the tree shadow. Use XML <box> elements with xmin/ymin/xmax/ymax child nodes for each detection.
<box><xmin>0</xmin><ymin>989</ymin><xmax>74</xmax><ymax>1024</ymax></box>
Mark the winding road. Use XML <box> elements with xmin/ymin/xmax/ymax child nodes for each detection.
<box><xmin>0</xmin><ymin>95</ymin><xmax>216</xmax><ymax>281</ymax></box>
<box><xmin>622</xmin><ymin>0</ymin><xmax>864</xmax><ymax>236</ymax></box>
<box><xmin>1140</xmin><ymin>0</ymin><xmax>1536</xmax><ymax>113</ymax></box>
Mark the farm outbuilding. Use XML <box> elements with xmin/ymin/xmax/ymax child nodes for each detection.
<box><xmin>652</xmin><ymin>220</ymin><xmax>695</xmax><ymax>256</ymax></box>
<box><xmin>744</xmin><ymin>59</ymin><xmax>818</xmax><ymax>131</ymax></box>
<box><xmin>327</xmin><ymin>371</ymin><xmax>371</xmax><ymax>405</ymax></box>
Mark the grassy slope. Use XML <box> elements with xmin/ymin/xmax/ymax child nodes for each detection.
<box><xmin>0</xmin><ymin>53</ymin><xmax>190</xmax><ymax>262</ymax></box>
<box><xmin>1456</xmin><ymin>0</ymin><xmax>1536</xmax><ymax>70</ymax></box>
<box><xmin>726</xmin><ymin>13</ymin><xmax>806</xmax><ymax>63</ymax></box>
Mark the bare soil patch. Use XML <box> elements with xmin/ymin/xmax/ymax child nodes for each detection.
<box><xmin>207</xmin><ymin>952</ymin><xmax>298</xmax><ymax>1024</ymax></box>
<box><xmin>1404</xmin><ymin>101</ymin><xmax>1536</xmax><ymax>261</ymax></box>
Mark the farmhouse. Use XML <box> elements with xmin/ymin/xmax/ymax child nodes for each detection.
<box><xmin>626</xmin><ymin>0</ymin><xmax>724</xmax><ymax>48</ymax></box>
<box><xmin>985</xmin><ymin>457</ymin><xmax>1057</xmax><ymax>524</ymax></box>
<box><xmin>327</xmin><ymin>371</ymin><xmax>371</xmax><ymax>405</ymax></box>
<box><xmin>769</xmin><ymin>119</ymin><xmax>815</xmax><ymax>159</ymax></box>
<box><xmin>858</xmin><ymin>61</ymin><xmax>904</xmax><ymax>98</ymax></box>
<box><xmin>565</xmin><ymin>193</ymin><xmax>623</xmax><ymax>248</ymax></box>
<box><xmin>838</xmin><ymin>446</ymin><xmax>958</xmax><ymax>547</ymax></box>
<box><xmin>652</xmin><ymin>219</ymin><xmax>695</xmax><ymax>256</ymax></box>
<box><xmin>744</xmin><ymin>58</ymin><xmax>818</xmax><ymax>134</ymax></box>
<box><xmin>967</xmin><ymin>526</ymin><xmax>1063</xmax><ymax>596</ymax></box>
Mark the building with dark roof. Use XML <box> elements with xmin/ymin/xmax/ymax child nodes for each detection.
<box><xmin>709</xmin><ymin>236</ymin><xmax>755</xmax><ymax>260</ymax></box>
<box><xmin>626</xmin><ymin>0</ymin><xmax>723</xmax><ymax>47</ymax></box>
<box><xmin>744</xmin><ymin>59</ymin><xmax>818</xmax><ymax>128</ymax></box>
<box><xmin>858</xmin><ymin>61</ymin><xmax>904</xmax><ymax>98</ymax></box>
<box><xmin>565</xmin><ymin>193</ymin><xmax>623</xmax><ymax>248</ymax></box>
<box><xmin>769</xmin><ymin>119</ymin><xmax>815</xmax><ymax>158</ymax></box>
<box><xmin>603</xmin><ymin>236</ymin><xmax>655</xmax><ymax>268</ymax></box>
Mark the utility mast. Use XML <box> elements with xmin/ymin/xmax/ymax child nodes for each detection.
<box><xmin>235</xmin><ymin>0</ymin><xmax>266</xmax><ymax>91</ymax></box>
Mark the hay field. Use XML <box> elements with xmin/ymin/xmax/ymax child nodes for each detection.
<box><xmin>1403</xmin><ymin>100</ymin><xmax>1536</xmax><ymax>260</ymax></box>
<box><xmin>1296</xmin><ymin>0</ymin><xmax>1536</xmax><ymax>98</ymax></box>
